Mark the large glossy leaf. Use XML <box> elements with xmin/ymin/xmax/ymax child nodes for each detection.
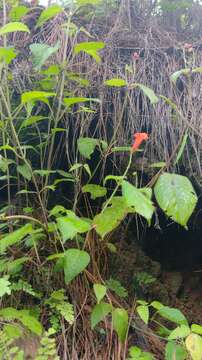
<box><xmin>93</xmin><ymin>197</ymin><xmax>129</xmax><ymax>238</ymax></box>
<box><xmin>36</xmin><ymin>5</ymin><xmax>63</xmax><ymax>27</ymax></box>
<box><xmin>185</xmin><ymin>334</ymin><xmax>202</xmax><ymax>360</ymax></box>
<box><xmin>0</xmin><ymin>224</ymin><xmax>33</xmax><ymax>254</ymax></box>
<box><xmin>57</xmin><ymin>214</ymin><xmax>91</xmax><ymax>242</ymax></box>
<box><xmin>122</xmin><ymin>181</ymin><xmax>154</xmax><ymax>221</ymax></box>
<box><xmin>77</xmin><ymin>137</ymin><xmax>99</xmax><ymax>159</ymax></box>
<box><xmin>112</xmin><ymin>308</ymin><xmax>128</xmax><ymax>343</ymax></box>
<box><xmin>74</xmin><ymin>41</ymin><xmax>105</xmax><ymax>63</ymax></box>
<box><xmin>0</xmin><ymin>22</ymin><xmax>30</xmax><ymax>35</ymax></box>
<box><xmin>0</xmin><ymin>47</ymin><xmax>17</xmax><ymax>64</ymax></box>
<box><xmin>21</xmin><ymin>91</ymin><xmax>55</xmax><ymax>104</ymax></box>
<box><xmin>63</xmin><ymin>249</ymin><xmax>90</xmax><ymax>284</ymax></box>
<box><xmin>154</xmin><ymin>173</ymin><xmax>197</xmax><ymax>227</ymax></box>
<box><xmin>82</xmin><ymin>184</ymin><xmax>107</xmax><ymax>199</ymax></box>
<box><xmin>91</xmin><ymin>302</ymin><xmax>112</xmax><ymax>329</ymax></box>
<box><xmin>30</xmin><ymin>42</ymin><xmax>60</xmax><ymax>70</ymax></box>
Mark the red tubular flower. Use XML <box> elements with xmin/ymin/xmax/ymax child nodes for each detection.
<box><xmin>132</xmin><ymin>132</ymin><xmax>149</xmax><ymax>152</ymax></box>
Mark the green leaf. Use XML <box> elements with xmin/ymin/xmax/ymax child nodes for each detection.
<box><xmin>77</xmin><ymin>137</ymin><xmax>99</xmax><ymax>159</ymax></box>
<box><xmin>91</xmin><ymin>302</ymin><xmax>112</xmax><ymax>329</ymax></box>
<box><xmin>171</xmin><ymin>68</ymin><xmax>190</xmax><ymax>83</ymax></box>
<box><xmin>191</xmin><ymin>324</ymin><xmax>202</xmax><ymax>335</ymax></box>
<box><xmin>122</xmin><ymin>181</ymin><xmax>154</xmax><ymax>221</ymax></box>
<box><xmin>149</xmin><ymin>162</ymin><xmax>166</xmax><ymax>168</ymax></box>
<box><xmin>17</xmin><ymin>163</ymin><xmax>32</xmax><ymax>181</ymax></box>
<box><xmin>76</xmin><ymin>0</ymin><xmax>101</xmax><ymax>5</ymax></box>
<box><xmin>0</xmin><ymin>22</ymin><xmax>30</xmax><ymax>36</ymax></box>
<box><xmin>104</xmin><ymin>175</ymin><xmax>125</xmax><ymax>185</ymax></box>
<box><xmin>104</xmin><ymin>78</ymin><xmax>127</xmax><ymax>87</ymax></box>
<box><xmin>63</xmin><ymin>249</ymin><xmax>90</xmax><ymax>284</ymax></box>
<box><xmin>30</xmin><ymin>42</ymin><xmax>60</xmax><ymax>70</ymax></box>
<box><xmin>82</xmin><ymin>184</ymin><xmax>107</xmax><ymax>199</ymax></box>
<box><xmin>74</xmin><ymin>41</ymin><xmax>105</xmax><ymax>63</ymax></box>
<box><xmin>93</xmin><ymin>197</ymin><xmax>128</xmax><ymax>238</ymax></box>
<box><xmin>93</xmin><ymin>284</ymin><xmax>107</xmax><ymax>303</ymax></box>
<box><xmin>185</xmin><ymin>334</ymin><xmax>202</xmax><ymax>360</ymax></box>
<box><xmin>174</xmin><ymin>131</ymin><xmax>188</xmax><ymax>165</ymax></box>
<box><xmin>158</xmin><ymin>306</ymin><xmax>188</xmax><ymax>326</ymax></box>
<box><xmin>20</xmin><ymin>115</ymin><xmax>47</xmax><ymax>129</ymax></box>
<box><xmin>0</xmin><ymin>47</ymin><xmax>17</xmax><ymax>64</ymax></box>
<box><xmin>0</xmin><ymin>277</ymin><xmax>11</xmax><ymax>297</ymax></box>
<box><xmin>3</xmin><ymin>324</ymin><xmax>22</xmax><ymax>339</ymax></box>
<box><xmin>0</xmin><ymin>308</ymin><xmax>43</xmax><ymax>335</ymax></box>
<box><xmin>150</xmin><ymin>301</ymin><xmax>164</xmax><ymax>310</ymax></box>
<box><xmin>9</xmin><ymin>6</ymin><xmax>29</xmax><ymax>21</ymax></box>
<box><xmin>136</xmin><ymin>305</ymin><xmax>149</xmax><ymax>324</ymax></box>
<box><xmin>106</xmin><ymin>278</ymin><xmax>128</xmax><ymax>298</ymax></box>
<box><xmin>112</xmin><ymin>308</ymin><xmax>128</xmax><ymax>343</ymax></box>
<box><xmin>36</xmin><ymin>5</ymin><xmax>63</xmax><ymax>27</ymax></box>
<box><xmin>0</xmin><ymin>224</ymin><xmax>33</xmax><ymax>254</ymax></box>
<box><xmin>21</xmin><ymin>91</ymin><xmax>55</xmax><ymax>104</ymax></box>
<box><xmin>134</xmin><ymin>83</ymin><xmax>159</xmax><ymax>104</ymax></box>
<box><xmin>168</xmin><ymin>325</ymin><xmax>190</xmax><ymax>340</ymax></box>
<box><xmin>154</xmin><ymin>173</ymin><xmax>197</xmax><ymax>227</ymax></box>
<box><xmin>64</xmin><ymin>97</ymin><xmax>99</xmax><ymax>108</ymax></box>
<box><xmin>57</xmin><ymin>214</ymin><xmax>90</xmax><ymax>242</ymax></box>
<box><xmin>165</xmin><ymin>341</ymin><xmax>187</xmax><ymax>360</ymax></box>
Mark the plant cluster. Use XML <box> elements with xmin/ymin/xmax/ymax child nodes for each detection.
<box><xmin>0</xmin><ymin>0</ymin><xmax>202</xmax><ymax>359</ymax></box>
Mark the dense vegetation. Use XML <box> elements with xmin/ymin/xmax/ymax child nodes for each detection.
<box><xmin>0</xmin><ymin>0</ymin><xmax>202</xmax><ymax>359</ymax></box>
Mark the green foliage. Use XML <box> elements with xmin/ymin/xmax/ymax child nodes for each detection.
<box><xmin>93</xmin><ymin>283</ymin><xmax>107</xmax><ymax>303</ymax></box>
<box><xmin>9</xmin><ymin>5</ymin><xmax>29</xmax><ymax>21</ymax></box>
<box><xmin>35</xmin><ymin>328</ymin><xmax>59</xmax><ymax>360</ymax></box>
<box><xmin>46</xmin><ymin>290</ymin><xmax>74</xmax><ymax>327</ymax></box>
<box><xmin>112</xmin><ymin>308</ymin><xmax>128</xmax><ymax>343</ymax></box>
<box><xmin>74</xmin><ymin>41</ymin><xmax>105</xmax><ymax>62</ymax></box>
<box><xmin>0</xmin><ymin>47</ymin><xmax>17</xmax><ymax>64</ymax></box>
<box><xmin>105</xmin><ymin>278</ymin><xmax>128</xmax><ymax>298</ymax></box>
<box><xmin>0</xmin><ymin>224</ymin><xmax>33</xmax><ymax>254</ymax></box>
<box><xmin>0</xmin><ymin>329</ymin><xmax>24</xmax><ymax>360</ymax></box>
<box><xmin>93</xmin><ymin>197</ymin><xmax>129</xmax><ymax>238</ymax></box>
<box><xmin>0</xmin><ymin>22</ymin><xmax>30</xmax><ymax>35</ymax></box>
<box><xmin>165</xmin><ymin>341</ymin><xmax>187</xmax><ymax>360</ymax></box>
<box><xmin>105</xmin><ymin>78</ymin><xmax>127</xmax><ymax>87</ymax></box>
<box><xmin>91</xmin><ymin>302</ymin><xmax>112</xmax><ymax>329</ymax></box>
<box><xmin>56</xmin><ymin>213</ymin><xmax>91</xmax><ymax>242</ymax></box>
<box><xmin>154</xmin><ymin>173</ymin><xmax>197</xmax><ymax>227</ymax></box>
<box><xmin>63</xmin><ymin>249</ymin><xmax>90</xmax><ymax>284</ymax></box>
<box><xmin>77</xmin><ymin>137</ymin><xmax>99</xmax><ymax>159</ymax></box>
<box><xmin>127</xmin><ymin>346</ymin><xmax>154</xmax><ymax>360</ymax></box>
<box><xmin>36</xmin><ymin>5</ymin><xmax>64</xmax><ymax>28</ymax></box>
<box><xmin>82</xmin><ymin>184</ymin><xmax>107</xmax><ymax>199</ymax></box>
<box><xmin>185</xmin><ymin>334</ymin><xmax>202</xmax><ymax>360</ymax></box>
<box><xmin>0</xmin><ymin>276</ymin><xmax>11</xmax><ymax>297</ymax></box>
<box><xmin>136</xmin><ymin>304</ymin><xmax>149</xmax><ymax>324</ymax></box>
<box><xmin>0</xmin><ymin>307</ymin><xmax>43</xmax><ymax>335</ymax></box>
<box><xmin>30</xmin><ymin>42</ymin><xmax>60</xmax><ymax>70</ymax></box>
<box><xmin>122</xmin><ymin>181</ymin><xmax>154</xmax><ymax>221</ymax></box>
